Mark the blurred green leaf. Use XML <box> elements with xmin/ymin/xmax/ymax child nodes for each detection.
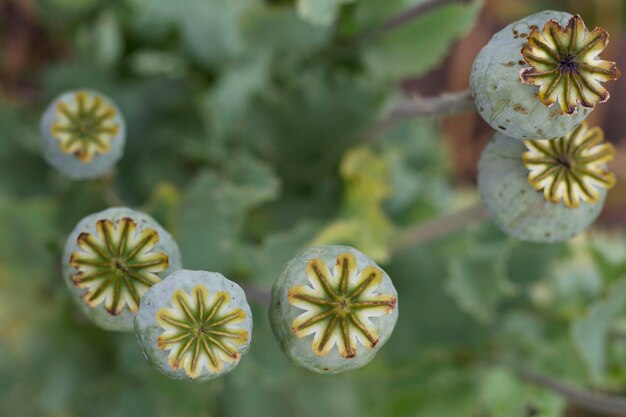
<box><xmin>313</xmin><ymin>146</ymin><xmax>395</xmax><ymax>262</ymax></box>
<box><xmin>203</xmin><ymin>56</ymin><xmax>271</xmax><ymax>140</ymax></box>
<box><xmin>128</xmin><ymin>50</ymin><xmax>188</xmax><ymax>77</ymax></box>
<box><xmin>177</xmin><ymin>154</ymin><xmax>280</xmax><ymax>273</ymax></box>
<box><xmin>296</xmin><ymin>0</ymin><xmax>355</xmax><ymax>26</ymax></box>
<box><xmin>0</xmin><ymin>102</ymin><xmax>51</xmax><ymax>198</ymax></box>
<box><xmin>245</xmin><ymin>221</ymin><xmax>320</xmax><ymax>286</ymax></box>
<box><xmin>0</xmin><ymin>198</ymin><xmax>60</xmax><ymax>277</ymax></box>
<box><xmin>247</xmin><ymin>69</ymin><xmax>382</xmax><ymax>189</ymax></box>
<box><xmin>530</xmin><ymin>242</ymin><xmax>602</xmax><ymax>320</ymax></box>
<box><xmin>379</xmin><ymin>117</ymin><xmax>452</xmax><ymax>223</ymax></box>
<box><xmin>480</xmin><ymin>368</ymin><xmax>528</xmax><ymax>416</ymax></box>
<box><xmin>571</xmin><ymin>280</ymin><xmax>626</xmax><ymax>383</ymax></box>
<box><xmin>383</xmin><ymin>361</ymin><xmax>481</xmax><ymax>417</ymax></box>
<box><xmin>479</xmin><ymin>367</ymin><xmax>565</xmax><ymax>417</ymax></box>
<box><xmin>92</xmin><ymin>10</ymin><xmax>124</xmax><ymax>68</ymax></box>
<box><xmin>361</xmin><ymin>0</ymin><xmax>482</xmax><ymax>79</ymax></box>
<box><xmin>127</xmin><ymin>0</ymin><xmax>257</xmax><ymax>66</ymax></box>
<box><xmin>385</xmin><ymin>238</ymin><xmax>489</xmax><ymax>357</ymax></box>
<box><xmin>242</xmin><ymin>7</ymin><xmax>331</xmax><ymax>58</ymax></box>
<box><xmin>588</xmin><ymin>231</ymin><xmax>626</xmax><ymax>285</ymax></box>
<box><xmin>445</xmin><ymin>224</ymin><xmax>516</xmax><ymax>323</ymax></box>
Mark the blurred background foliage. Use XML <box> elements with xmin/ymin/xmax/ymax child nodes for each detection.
<box><xmin>1</xmin><ymin>0</ymin><xmax>626</xmax><ymax>416</ymax></box>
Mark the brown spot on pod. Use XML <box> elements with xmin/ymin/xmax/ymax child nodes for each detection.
<box><xmin>513</xmin><ymin>104</ymin><xmax>528</xmax><ymax>114</ymax></box>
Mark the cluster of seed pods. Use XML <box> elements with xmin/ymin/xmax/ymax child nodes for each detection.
<box><xmin>62</xmin><ymin>206</ymin><xmax>398</xmax><ymax>379</ymax></box>
<box><xmin>471</xmin><ymin>10</ymin><xmax>619</xmax><ymax>242</ymax></box>
<box><xmin>48</xmin><ymin>9</ymin><xmax>620</xmax><ymax>381</ymax></box>
<box><xmin>45</xmin><ymin>92</ymin><xmax>399</xmax><ymax>378</ymax></box>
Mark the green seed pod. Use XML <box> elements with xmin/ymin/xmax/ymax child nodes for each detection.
<box><xmin>269</xmin><ymin>245</ymin><xmax>398</xmax><ymax>374</ymax></box>
<box><xmin>134</xmin><ymin>270</ymin><xmax>253</xmax><ymax>382</ymax></box>
<box><xmin>478</xmin><ymin>123</ymin><xmax>616</xmax><ymax>243</ymax></box>
<box><xmin>63</xmin><ymin>207</ymin><xmax>182</xmax><ymax>331</ymax></box>
<box><xmin>41</xmin><ymin>89</ymin><xmax>125</xmax><ymax>179</ymax></box>
<box><xmin>470</xmin><ymin>11</ymin><xmax>619</xmax><ymax>140</ymax></box>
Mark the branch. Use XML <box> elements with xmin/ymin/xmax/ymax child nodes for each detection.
<box><xmin>358</xmin><ymin>0</ymin><xmax>472</xmax><ymax>42</ymax></box>
<box><xmin>517</xmin><ymin>369</ymin><xmax>626</xmax><ymax>417</ymax></box>
<box><xmin>363</xmin><ymin>90</ymin><xmax>476</xmax><ymax>140</ymax></box>
<box><xmin>239</xmin><ymin>203</ymin><xmax>488</xmax><ymax>305</ymax></box>
<box><xmin>389</xmin><ymin>202</ymin><xmax>487</xmax><ymax>253</ymax></box>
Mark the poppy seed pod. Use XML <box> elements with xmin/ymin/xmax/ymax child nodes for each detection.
<box><xmin>134</xmin><ymin>270</ymin><xmax>253</xmax><ymax>382</ymax></box>
<box><xmin>471</xmin><ymin>11</ymin><xmax>619</xmax><ymax>140</ymax></box>
<box><xmin>41</xmin><ymin>89</ymin><xmax>126</xmax><ymax>179</ymax></box>
<box><xmin>478</xmin><ymin>123</ymin><xmax>616</xmax><ymax>243</ymax></box>
<box><xmin>269</xmin><ymin>245</ymin><xmax>398</xmax><ymax>374</ymax></box>
<box><xmin>63</xmin><ymin>207</ymin><xmax>182</xmax><ymax>331</ymax></box>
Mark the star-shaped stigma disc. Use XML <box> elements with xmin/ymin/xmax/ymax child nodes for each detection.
<box><xmin>50</xmin><ymin>91</ymin><xmax>121</xmax><ymax>162</ymax></box>
<box><xmin>70</xmin><ymin>217</ymin><xmax>169</xmax><ymax>315</ymax></box>
<box><xmin>520</xmin><ymin>15</ymin><xmax>620</xmax><ymax>114</ymax></box>
<box><xmin>156</xmin><ymin>285</ymin><xmax>249</xmax><ymax>379</ymax></box>
<box><xmin>288</xmin><ymin>253</ymin><xmax>397</xmax><ymax>358</ymax></box>
<box><xmin>522</xmin><ymin>122</ymin><xmax>616</xmax><ymax>208</ymax></box>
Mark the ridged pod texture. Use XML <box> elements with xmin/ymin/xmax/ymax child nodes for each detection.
<box><xmin>63</xmin><ymin>207</ymin><xmax>182</xmax><ymax>331</ymax></box>
<box><xmin>134</xmin><ymin>270</ymin><xmax>253</xmax><ymax>382</ymax></box>
<box><xmin>478</xmin><ymin>132</ymin><xmax>606</xmax><ymax>243</ymax></box>
<box><xmin>269</xmin><ymin>246</ymin><xmax>398</xmax><ymax>374</ymax></box>
<box><xmin>40</xmin><ymin>89</ymin><xmax>125</xmax><ymax>179</ymax></box>
<box><xmin>471</xmin><ymin>11</ymin><xmax>589</xmax><ymax>140</ymax></box>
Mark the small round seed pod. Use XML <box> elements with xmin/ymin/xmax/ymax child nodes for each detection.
<box><xmin>269</xmin><ymin>245</ymin><xmax>398</xmax><ymax>374</ymax></box>
<box><xmin>40</xmin><ymin>89</ymin><xmax>126</xmax><ymax>179</ymax></box>
<box><xmin>470</xmin><ymin>11</ymin><xmax>619</xmax><ymax>140</ymax></box>
<box><xmin>134</xmin><ymin>270</ymin><xmax>253</xmax><ymax>382</ymax></box>
<box><xmin>63</xmin><ymin>207</ymin><xmax>182</xmax><ymax>331</ymax></box>
<box><xmin>478</xmin><ymin>122</ymin><xmax>616</xmax><ymax>243</ymax></box>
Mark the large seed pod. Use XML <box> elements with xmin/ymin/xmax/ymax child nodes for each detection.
<box><xmin>269</xmin><ymin>245</ymin><xmax>398</xmax><ymax>374</ymax></box>
<box><xmin>478</xmin><ymin>124</ymin><xmax>616</xmax><ymax>243</ymax></box>
<box><xmin>135</xmin><ymin>270</ymin><xmax>253</xmax><ymax>382</ymax></box>
<box><xmin>40</xmin><ymin>89</ymin><xmax>126</xmax><ymax>179</ymax></box>
<box><xmin>471</xmin><ymin>11</ymin><xmax>619</xmax><ymax>140</ymax></box>
<box><xmin>63</xmin><ymin>207</ymin><xmax>182</xmax><ymax>331</ymax></box>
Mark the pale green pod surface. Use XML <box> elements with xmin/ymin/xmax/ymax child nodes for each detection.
<box><xmin>269</xmin><ymin>245</ymin><xmax>398</xmax><ymax>374</ymax></box>
<box><xmin>63</xmin><ymin>207</ymin><xmax>182</xmax><ymax>331</ymax></box>
<box><xmin>40</xmin><ymin>89</ymin><xmax>125</xmax><ymax>179</ymax></box>
<box><xmin>478</xmin><ymin>125</ymin><xmax>616</xmax><ymax>243</ymax></box>
<box><xmin>471</xmin><ymin>11</ymin><xmax>588</xmax><ymax>140</ymax></box>
<box><xmin>134</xmin><ymin>270</ymin><xmax>253</xmax><ymax>382</ymax></box>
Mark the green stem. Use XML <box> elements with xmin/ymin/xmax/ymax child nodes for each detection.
<box><xmin>389</xmin><ymin>202</ymin><xmax>487</xmax><ymax>253</ymax></box>
<box><xmin>363</xmin><ymin>90</ymin><xmax>476</xmax><ymax>141</ymax></box>
<box><xmin>516</xmin><ymin>368</ymin><xmax>626</xmax><ymax>417</ymax></box>
<box><xmin>239</xmin><ymin>202</ymin><xmax>487</xmax><ymax>306</ymax></box>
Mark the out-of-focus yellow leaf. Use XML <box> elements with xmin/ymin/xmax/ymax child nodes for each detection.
<box><xmin>312</xmin><ymin>146</ymin><xmax>395</xmax><ymax>262</ymax></box>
